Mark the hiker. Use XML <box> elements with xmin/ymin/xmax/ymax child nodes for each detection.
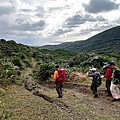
<box><xmin>53</xmin><ymin>65</ymin><xmax>66</xmax><ymax>98</ymax></box>
<box><xmin>88</xmin><ymin>68</ymin><xmax>101</xmax><ymax>98</ymax></box>
<box><xmin>103</xmin><ymin>64</ymin><xmax>113</xmax><ymax>96</ymax></box>
<box><xmin>103</xmin><ymin>64</ymin><xmax>110</xmax><ymax>92</ymax></box>
<box><xmin>109</xmin><ymin>62</ymin><xmax>120</xmax><ymax>101</ymax></box>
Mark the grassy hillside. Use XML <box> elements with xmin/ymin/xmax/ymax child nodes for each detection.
<box><xmin>0</xmin><ymin>38</ymin><xmax>120</xmax><ymax>88</ymax></box>
<box><xmin>0</xmin><ymin>39</ymin><xmax>77</xmax><ymax>86</ymax></box>
<box><xmin>40</xmin><ymin>26</ymin><xmax>120</xmax><ymax>53</ymax></box>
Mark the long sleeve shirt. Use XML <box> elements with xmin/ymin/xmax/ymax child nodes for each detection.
<box><xmin>104</xmin><ymin>67</ymin><xmax>112</xmax><ymax>80</ymax></box>
<box><xmin>53</xmin><ymin>71</ymin><xmax>59</xmax><ymax>82</ymax></box>
<box><xmin>88</xmin><ymin>72</ymin><xmax>100</xmax><ymax>84</ymax></box>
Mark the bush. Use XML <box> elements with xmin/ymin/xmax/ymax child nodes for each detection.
<box><xmin>38</xmin><ymin>63</ymin><xmax>54</xmax><ymax>81</ymax></box>
<box><xmin>12</xmin><ymin>58</ymin><xmax>23</xmax><ymax>69</ymax></box>
<box><xmin>6</xmin><ymin>69</ymin><xmax>16</xmax><ymax>78</ymax></box>
<box><xmin>23</xmin><ymin>59</ymin><xmax>31</xmax><ymax>67</ymax></box>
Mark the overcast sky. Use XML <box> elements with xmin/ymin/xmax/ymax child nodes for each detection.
<box><xmin>0</xmin><ymin>0</ymin><xmax>120</xmax><ymax>46</ymax></box>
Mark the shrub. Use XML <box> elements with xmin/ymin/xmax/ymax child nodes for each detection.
<box><xmin>38</xmin><ymin>63</ymin><xmax>54</xmax><ymax>81</ymax></box>
<box><xmin>23</xmin><ymin>59</ymin><xmax>31</xmax><ymax>67</ymax></box>
<box><xmin>6</xmin><ymin>69</ymin><xmax>16</xmax><ymax>78</ymax></box>
<box><xmin>12</xmin><ymin>58</ymin><xmax>23</xmax><ymax>69</ymax></box>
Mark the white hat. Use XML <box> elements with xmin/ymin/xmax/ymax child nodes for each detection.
<box><xmin>103</xmin><ymin>64</ymin><xmax>110</xmax><ymax>69</ymax></box>
<box><xmin>90</xmin><ymin>68</ymin><xmax>96</xmax><ymax>71</ymax></box>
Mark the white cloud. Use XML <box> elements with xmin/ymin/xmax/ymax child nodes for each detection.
<box><xmin>0</xmin><ymin>0</ymin><xmax>120</xmax><ymax>46</ymax></box>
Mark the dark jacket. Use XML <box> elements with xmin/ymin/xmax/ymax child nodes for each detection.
<box><xmin>88</xmin><ymin>72</ymin><xmax>100</xmax><ymax>85</ymax></box>
<box><xmin>112</xmin><ymin>68</ymin><xmax>120</xmax><ymax>84</ymax></box>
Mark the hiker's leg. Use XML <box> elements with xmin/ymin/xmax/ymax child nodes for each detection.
<box><xmin>108</xmin><ymin>80</ymin><xmax>111</xmax><ymax>95</ymax></box>
<box><xmin>56</xmin><ymin>82</ymin><xmax>62</xmax><ymax>97</ymax></box>
<box><xmin>95</xmin><ymin>86</ymin><xmax>97</xmax><ymax>93</ymax></box>
<box><xmin>91</xmin><ymin>85</ymin><xmax>97</xmax><ymax>95</ymax></box>
<box><xmin>107</xmin><ymin>80</ymin><xmax>111</xmax><ymax>95</ymax></box>
<box><xmin>110</xmin><ymin>83</ymin><xmax>119</xmax><ymax>99</ymax></box>
<box><xmin>106</xmin><ymin>80</ymin><xmax>107</xmax><ymax>91</ymax></box>
<box><xmin>106</xmin><ymin>80</ymin><xmax>109</xmax><ymax>93</ymax></box>
<box><xmin>56</xmin><ymin>83</ymin><xmax>60</xmax><ymax>96</ymax></box>
<box><xmin>60</xmin><ymin>82</ymin><xmax>63</xmax><ymax>96</ymax></box>
<box><xmin>90</xmin><ymin>84</ymin><xmax>94</xmax><ymax>93</ymax></box>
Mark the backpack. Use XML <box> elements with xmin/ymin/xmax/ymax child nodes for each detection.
<box><xmin>96</xmin><ymin>77</ymin><xmax>102</xmax><ymax>87</ymax></box>
<box><xmin>96</xmin><ymin>72</ymin><xmax>102</xmax><ymax>87</ymax></box>
<box><xmin>57</xmin><ymin>68</ymin><xmax>66</xmax><ymax>83</ymax></box>
<box><xmin>113</xmin><ymin>68</ymin><xmax>120</xmax><ymax>84</ymax></box>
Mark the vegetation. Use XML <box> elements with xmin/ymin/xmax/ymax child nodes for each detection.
<box><xmin>40</xmin><ymin>26</ymin><xmax>120</xmax><ymax>54</ymax></box>
<box><xmin>0</xmin><ymin>38</ymin><xmax>120</xmax><ymax>87</ymax></box>
<box><xmin>37</xmin><ymin>63</ymin><xmax>54</xmax><ymax>81</ymax></box>
<box><xmin>0</xmin><ymin>26</ymin><xmax>120</xmax><ymax>120</ymax></box>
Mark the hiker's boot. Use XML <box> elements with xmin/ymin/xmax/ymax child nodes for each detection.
<box><xmin>94</xmin><ymin>94</ymin><xmax>98</xmax><ymax>98</ymax></box>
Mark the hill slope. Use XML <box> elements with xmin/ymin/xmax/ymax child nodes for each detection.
<box><xmin>40</xmin><ymin>26</ymin><xmax>120</xmax><ymax>53</ymax></box>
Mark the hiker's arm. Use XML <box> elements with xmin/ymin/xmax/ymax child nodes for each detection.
<box><xmin>53</xmin><ymin>71</ymin><xmax>59</xmax><ymax>82</ymax></box>
<box><xmin>53</xmin><ymin>71</ymin><xmax>57</xmax><ymax>81</ymax></box>
<box><xmin>88</xmin><ymin>71</ymin><xmax>94</xmax><ymax>77</ymax></box>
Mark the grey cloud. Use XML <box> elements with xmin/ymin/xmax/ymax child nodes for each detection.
<box><xmin>64</xmin><ymin>14</ymin><xmax>107</xmax><ymax>28</ymax></box>
<box><xmin>12</xmin><ymin>20</ymin><xmax>46</xmax><ymax>31</ymax></box>
<box><xmin>96</xmin><ymin>16</ymin><xmax>107</xmax><ymax>21</ymax></box>
<box><xmin>20</xmin><ymin>9</ymin><xmax>32</xmax><ymax>13</ymax></box>
<box><xmin>48</xmin><ymin>5</ymin><xmax>71</xmax><ymax>13</ymax></box>
<box><xmin>35</xmin><ymin>6</ymin><xmax>45</xmax><ymax>17</ymax></box>
<box><xmin>15</xmin><ymin>37</ymin><xmax>58</xmax><ymax>46</ymax></box>
<box><xmin>115</xmin><ymin>17</ymin><xmax>120</xmax><ymax>24</ymax></box>
<box><xmin>0</xmin><ymin>6</ymin><xmax>15</xmax><ymax>16</ymax></box>
<box><xmin>53</xmin><ymin>28</ymin><xmax>73</xmax><ymax>36</ymax></box>
<box><xmin>77</xmin><ymin>23</ymin><xmax>116</xmax><ymax>36</ymax></box>
<box><xmin>83</xmin><ymin>0</ymin><xmax>120</xmax><ymax>13</ymax></box>
<box><xmin>48</xmin><ymin>7</ymin><xmax>63</xmax><ymax>12</ymax></box>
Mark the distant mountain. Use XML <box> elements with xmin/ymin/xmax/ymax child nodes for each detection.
<box><xmin>40</xmin><ymin>26</ymin><xmax>120</xmax><ymax>53</ymax></box>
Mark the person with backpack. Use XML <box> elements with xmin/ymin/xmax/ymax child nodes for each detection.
<box><xmin>109</xmin><ymin>62</ymin><xmax>120</xmax><ymax>101</ymax></box>
<box><xmin>104</xmin><ymin>64</ymin><xmax>113</xmax><ymax>96</ymax></box>
<box><xmin>53</xmin><ymin>65</ymin><xmax>66</xmax><ymax>98</ymax></box>
<box><xmin>88</xmin><ymin>68</ymin><xmax>101</xmax><ymax>98</ymax></box>
<box><xmin>103</xmin><ymin>64</ymin><xmax>110</xmax><ymax>92</ymax></box>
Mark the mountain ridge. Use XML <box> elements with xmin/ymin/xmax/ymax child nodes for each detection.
<box><xmin>40</xmin><ymin>26</ymin><xmax>120</xmax><ymax>53</ymax></box>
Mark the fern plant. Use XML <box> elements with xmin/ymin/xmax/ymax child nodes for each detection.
<box><xmin>38</xmin><ymin>63</ymin><xmax>54</xmax><ymax>81</ymax></box>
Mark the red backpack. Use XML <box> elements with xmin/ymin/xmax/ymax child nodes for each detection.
<box><xmin>57</xmin><ymin>68</ymin><xmax>66</xmax><ymax>83</ymax></box>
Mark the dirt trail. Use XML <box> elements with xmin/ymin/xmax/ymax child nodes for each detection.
<box><xmin>0</xmin><ymin>59</ymin><xmax>120</xmax><ymax>120</ymax></box>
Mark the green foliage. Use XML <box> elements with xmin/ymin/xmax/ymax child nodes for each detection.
<box><xmin>40</xmin><ymin>26</ymin><xmax>120</xmax><ymax>54</ymax></box>
<box><xmin>6</xmin><ymin>69</ymin><xmax>16</xmax><ymax>78</ymax></box>
<box><xmin>38</xmin><ymin>63</ymin><xmax>54</xmax><ymax>81</ymax></box>
<box><xmin>23</xmin><ymin>59</ymin><xmax>31</xmax><ymax>67</ymax></box>
<box><xmin>1</xmin><ymin>38</ymin><xmax>120</xmax><ymax>87</ymax></box>
<box><xmin>12</xmin><ymin>58</ymin><xmax>23</xmax><ymax>69</ymax></box>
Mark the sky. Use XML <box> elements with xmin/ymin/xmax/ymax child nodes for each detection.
<box><xmin>0</xmin><ymin>0</ymin><xmax>120</xmax><ymax>46</ymax></box>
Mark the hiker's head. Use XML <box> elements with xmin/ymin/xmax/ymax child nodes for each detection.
<box><xmin>109</xmin><ymin>62</ymin><xmax>116</xmax><ymax>69</ymax></box>
<box><xmin>55</xmin><ymin>65</ymin><xmax>59</xmax><ymax>70</ymax></box>
<box><xmin>90</xmin><ymin>68</ymin><xmax>96</xmax><ymax>73</ymax></box>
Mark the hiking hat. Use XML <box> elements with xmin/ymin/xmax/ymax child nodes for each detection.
<box><xmin>103</xmin><ymin>64</ymin><xmax>110</xmax><ymax>69</ymax></box>
<box><xmin>55</xmin><ymin>65</ymin><xmax>59</xmax><ymax>68</ymax></box>
<box><xmin>90</xmin><ymin>68</ymin><xmax>96</xmax><ymax>71</ymax></box>
<box><xmin>109</xmin><ymin>61</ymin><xmax>115</xmax><ymax>66</ymax></box>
